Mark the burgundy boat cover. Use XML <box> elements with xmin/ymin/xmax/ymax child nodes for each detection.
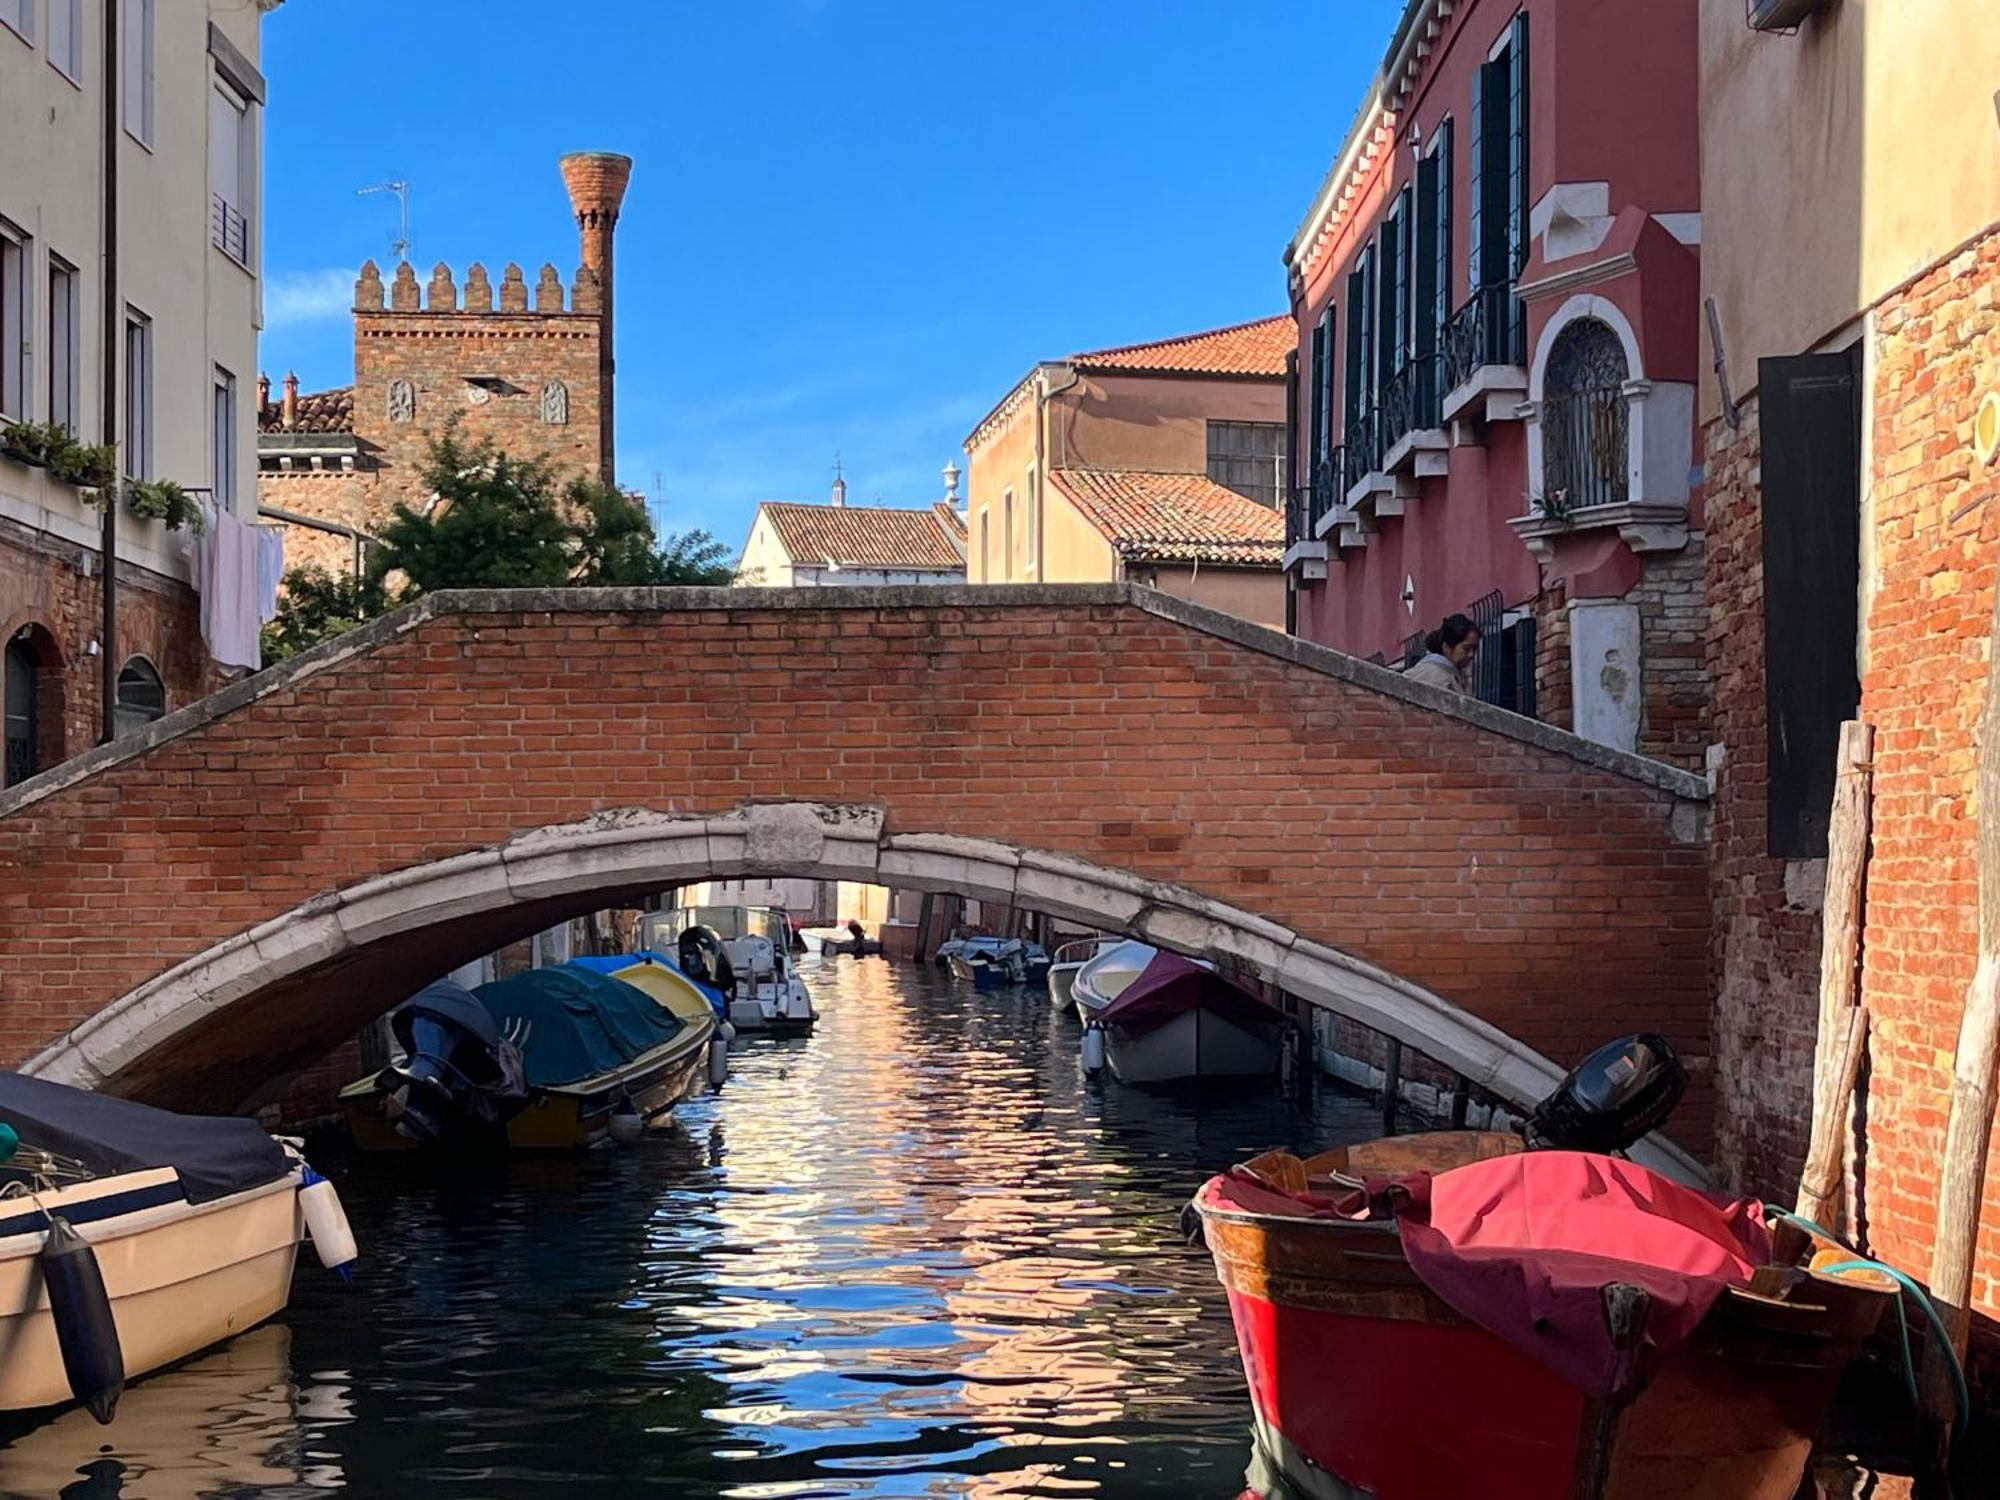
<box><xmin>1217</xmin><ymin>1150</ymin><xmax>1771</xmax><ymax>1398</ymax></box>
<box><xmin>1097</xmin><ymin>952</ymin><xmax>1288</xmax><ymax>1038</ymax></box>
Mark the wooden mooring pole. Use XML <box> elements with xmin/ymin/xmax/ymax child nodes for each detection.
<box><xmin>1379</xmin><ymin>1039</ymin><xmax>1403</xmax><ymax>1136</ymax></box>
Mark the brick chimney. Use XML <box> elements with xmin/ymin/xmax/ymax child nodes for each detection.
<box><xmin>558</xmin><ymin>151</ymin><xmax>633</xmax><ymax>486</ymax></box>
<box><xmin>281</xmin><ymin>371</ymin><xmax>299</xmax><ymax>431</ymax></box>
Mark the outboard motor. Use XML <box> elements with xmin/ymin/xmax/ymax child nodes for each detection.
<box><xmin>1522</xmin><ymin>1033</ymin><xmax>1686</xmax><ymax>1154</ymax></box>
<box><xmin>383</xmin><ymin>982</ymin><xmax>515</xmax><ymax>1145</ymax></box>
<box><xmin>677</xmin><ymin>925</ymin><xmax>736</xmax><ymax>992</ymax></box>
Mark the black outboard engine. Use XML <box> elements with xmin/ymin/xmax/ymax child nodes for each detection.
<box><xmin>383</xmin><ymin>981</ymin><xmax>515</xmax><ymax>1144</ymax></box>
<box><xmin>1522</xmin><ymin>1033</ymin><xmax>1686</xmax><ymax>1154</ymax></box>
<box><xmin>677</xmin><ymin>925</ymin><xmax>736</xmax><ymax>992</ymax></box>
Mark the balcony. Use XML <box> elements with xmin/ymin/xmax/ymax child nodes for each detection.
<box><xmin>1379</xmin><ymin>353</ymin><xmax>1449</xmax><ymax>480</ymax></box>
<box><xmin>1510</xmin><ymin>380</ymin><xmax>1689</xmax><ymax>558</ymax></box>
<box><xmin>1341</xmin><ymin>405</ymin><xmax>1404</xmax><ymax>518</ymax></box>
<box><xmin>212</xmin><ymin>193</ymin><xmax>250</xmax><ymax>266</ymax></box>
<box><xmin>1441</xmin><ymin>283</ymin><xmax>1528</xmax><ymax>434</ymax></box>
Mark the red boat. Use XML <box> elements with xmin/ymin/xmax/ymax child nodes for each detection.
<box><xmin>1194</xmin><ymin>1130</ymin><xmax>1895</xmax><ymax>1500</ymax></box>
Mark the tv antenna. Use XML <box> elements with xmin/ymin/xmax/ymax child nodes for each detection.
<box><xmin>356</xmin><ymin>179</ymin><xmax>412</xmax><ymax>262</ymax></box>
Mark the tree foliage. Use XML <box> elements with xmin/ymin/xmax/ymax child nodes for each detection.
<box><xmin>261</xmin><ymin>424</ymin><xmax>734</xmax><ymax>661</ymax></box>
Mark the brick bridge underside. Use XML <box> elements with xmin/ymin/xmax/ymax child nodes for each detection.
<box><xmin>0</xmin><ymin>584</ymin><xmax>1713</xmax><ymax>1159</ymax></box>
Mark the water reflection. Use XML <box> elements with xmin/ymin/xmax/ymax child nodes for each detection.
<box><xmin>1</xmin><ymin>958</ymin><xmax>1380</xmax><ymax>1497</ymax></box>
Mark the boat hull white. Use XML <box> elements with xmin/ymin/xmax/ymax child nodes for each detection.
<box><xmin>1049</xmin><ymin>963</ymin><xmax>1084</xmax><ymax>1011</ymax></box>
<box><xmin>0</xmin><ymin>1170</ymin><xmax>302</xmax><ymax>1412</ymax></box>
<box><xmin>1104</xmin><ymin>1007</ymin><xmax>1282</xmax><ymax>1085</ymax></box>
<box><xmin>727</xmin><ymin>976</ymin><xmax>817</xmax><ymax>1035</ymax></box>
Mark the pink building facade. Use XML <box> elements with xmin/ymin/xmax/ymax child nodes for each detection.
<box><xmin>1284</xmin><ymin>0</ymin><xmax>1706</xmax><ymax>769</ymax></box>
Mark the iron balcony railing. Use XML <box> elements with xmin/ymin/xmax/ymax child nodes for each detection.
<box><xmin>1540</xmin><ymin>384</ymin><xmax>1631</xmax><ymax>511</ymax></box>
<box><xmin>1442</xmin><ymin>282</ymin><xmax>1527</xmax><ymax>395</ymax></box>
<box><xmin>1286</xmin><ymin>483</ymin><xmax>1310</xmax><ymax>548</ymax></box>
<box><xmin>212</xmin><ymin>193</ymin><xmax>249</xmax><ymax>265</ymax></box>
<box><xmin>1380</xmin><ymin>352</ymin><xmax>1443</xmax><ymax>453</ymax></box>
<box><xmin>1312</xmin><ymin>447</ymin><xmax>1344</xmax><ymax>533</ymax></box>
<box><xmin>1342</xmin><ymin>408</ymin><xmax>1383</xmax><ymax>495</ymax></box>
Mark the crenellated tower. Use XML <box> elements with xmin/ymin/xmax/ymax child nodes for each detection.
<box><xmin>558</xmin><ymin>151</ymin><xmax>632</xmax><ymax>486</ymax></box>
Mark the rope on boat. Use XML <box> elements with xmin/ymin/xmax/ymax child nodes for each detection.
<box><xmin>1765</xmin><ymin>1206</ymin><xmax>1971</xmax><ymax>1448</ymax></box>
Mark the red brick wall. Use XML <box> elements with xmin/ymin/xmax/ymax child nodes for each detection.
<box><xmin>0</xmin><ymin>516</ymin><xmax>227</xmax><ymax>764</ymax></box>
<box><xmin>0</xmin><ymin>593</ymin><xmax>1713</xmax><ymax>1145</ymax></box>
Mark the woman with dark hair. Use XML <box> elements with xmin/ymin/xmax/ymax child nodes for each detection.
<box><xmin>1405</xmin><ymin>613</ymin><xmax>1480</xmax><ymax>694</ymax></box>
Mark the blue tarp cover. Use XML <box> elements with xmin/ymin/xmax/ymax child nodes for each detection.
<box><xmin>475</xmin><ymin>965</ymin><xmax>686</xmax><ymax>1088</ymax></box>
<box><xmin>566</xmin><ymin>952</ymin><xmax>729</xmax><ymax>1020</ymax></box>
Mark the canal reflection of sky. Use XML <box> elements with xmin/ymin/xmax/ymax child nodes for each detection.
<box><xmin>0</xmin><ymin>955</ymin><xmax>1382</xmax><ymax>1498</ymax></box>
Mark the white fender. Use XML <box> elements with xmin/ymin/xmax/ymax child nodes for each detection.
<box><xmin>299</xmin><ymin>1171</ymin><xmax>358</xmax><ymax>1274</ymax></box>
<box><xmin>1081</xmin><ymin>1025</ymin><xmax>1106</xmax><ymax>1076</ymax></box>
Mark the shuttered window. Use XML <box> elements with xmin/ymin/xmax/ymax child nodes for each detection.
<box><xmin>1759</xmin><ymin>347</ymin><xmax>1863</xmax><ymax>858</ymax></box>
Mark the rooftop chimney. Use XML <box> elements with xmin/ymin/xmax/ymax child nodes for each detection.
<box><xmin>257</xmin><ymin>372</ymin><xmax>271</xmax><ymax>415</ymax></box>
<box><xmin>558</xmin><ymin>150</ymin><xmax>633</xmax><ymax>486</ymax></box>
<box><xmin>942</xmin><ymin>461</ymin><xmax>961</xmax><ymax>505</ymax></box>
<box><xmin>281</xmin><ymin>371</ymin><xmax>299</xmax><ymax>431</ymax></box>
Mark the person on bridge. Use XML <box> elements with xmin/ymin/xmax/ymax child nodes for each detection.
<box><xmin>1405</xmin><ymin>614</ymin><xmax>1480</xmax><ymax>695</ymax></box>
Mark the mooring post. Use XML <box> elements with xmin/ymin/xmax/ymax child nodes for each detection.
<box><xmin>1380</xmin><ymin>1039</ymin><xmax>1403</xmax><ymax>1136</ymax></box>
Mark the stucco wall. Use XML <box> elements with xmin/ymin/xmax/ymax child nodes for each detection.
<box><xmin>1049</xmin><ymin>372</ymin><xmax>1285</xmax><ymax>475</ymax></box>
<box><xmin>1131</xmin><ymin>563</ymin><xmax>1286</xmax><ymax>631</ymax></box>
<box><xmin>1698</xmin><ymin>0</ymin><xmax>2000</xmax><ymax>421</ymax></box>
<box><xmin>965</xmin><ymin>384</ymin><xmax>1038</xmax><ymax>584</ymax></box>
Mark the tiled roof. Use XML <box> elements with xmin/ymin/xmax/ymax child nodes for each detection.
<box><xmin>759</xmin><ymin>501</ymin><xmax>966</xmax><ymax>571</ymax></box>
<box><xmin>930</xmin><ymin>501</ymin><xmax>969</xmax><ymax>546</ymax></box>
<box><xmin>258</xmin><ymin>386</ymin><xmax>354</xmax><ymax>435</ymax></box>
<box><xmin>1050</xmin><ymin>469</ymin><xmax>1284</xmax><ymax>566</ymax></box>
<box><xmin>1069</xmin><ymin>316</ymin><xmax>1292</xmax><ymax>379</ymax></box>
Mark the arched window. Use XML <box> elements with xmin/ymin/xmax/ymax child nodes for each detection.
<box><xmin>115</xmin><ymin>656</ymin><xmax>167</xmax><ymax>737</ymax></box>
<box><xmin>1541</xmin><ymin>317</ymin><xmax>1630</xmax><ymax>511</ymax></box>
<box><xmin>4</xmin><ymin>636</ymin><xmax>37</xmax><ymax>787</ymax></box>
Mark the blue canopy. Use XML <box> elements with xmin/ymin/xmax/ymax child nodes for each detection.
<box><xmin>474</xmin><ymin>965</ymin><xmax>686</xmax><ymax>1089</ymax></box>
<box><xmin>565</xmin><ymin>951</ymin><xmax>728</xmax><ymax>1021</ymax></box>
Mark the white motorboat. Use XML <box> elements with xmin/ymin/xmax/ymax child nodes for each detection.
<box><xmin>645</xmin><ymin>906</ymin><xmax>817</xmax><ymax>1035</ymax></box>
<box><xmin>0</xmin><ymin>1074</ymin><xmax>356</xmax><ymax>1422</ymax></box>
<box><xmin>1074</xmin><ymin>946</ymin><xmax>1287</xmax><ymax>1085</ymax></box>
<box><xmin>1047</xmin><ymin>937</ymin><xmax>1124</xmax><ymax>1012</ymax></box>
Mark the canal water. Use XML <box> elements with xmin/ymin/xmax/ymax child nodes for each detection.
<box><xmin>1</xmin><ymin>956</ymin><xmax>1386</xmax><ymax>1499</ymax></box>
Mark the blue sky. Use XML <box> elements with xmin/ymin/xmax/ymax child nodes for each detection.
<box><xmin>259</xmin><ymin>1</ymin><xmax>1399</xmax><ymax>549</ymax></box>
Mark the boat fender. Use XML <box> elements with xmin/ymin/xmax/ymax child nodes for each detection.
<box><xmin>298</xmin><ymin>1167</ymin><xmax>359</xmax><ymax>1279</ymax></box>
<box><xmin>1081</xmin><ymin>1024</ymin><xmax>1106</xmax><ymax>1075</ymax></box>
<box><xmin>708</xmin><ymin>1032</ymin><xmax>730</xmax><ymax>1087</ymax></box>
<box><xmin>40</xmin><ymin>1215</ymin><xmax>124</xmax><ymax>1425</ymax></box>
<box><xmin>608</xmin><ymin>1104</ymin><xmax>645</xmax><ymax>1144</ymax></box>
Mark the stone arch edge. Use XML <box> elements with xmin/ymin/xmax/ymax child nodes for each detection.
<box><xmin>22</xmin><ymin>800</ymin><xmax>1703</xmax><ymax>1181</ymax></box>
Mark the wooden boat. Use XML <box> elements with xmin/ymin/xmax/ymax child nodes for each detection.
<box><xmin>1</xmin><ymin>1074</ymin><xmax>355</xmax><ymax>1420</ymax></box>
<box><xmin>1048</xmin><ymin>937</ymin><xmax>1122</xmax><ymax>1012</ymax></box>
<box><xmin>1192</xmin><ymin>1131</ymin><xmax>1896</xmax><ymax>1500</ymax></box>
<box><xmin>1071</xmin><ymin>938</ymin><xmax>1174</xmax><ymax>1025</ymax></box>
<box><xmin>340</xmin><ymin>962</ymin><xmax>715</xmax><ymax>1152</ymax></box>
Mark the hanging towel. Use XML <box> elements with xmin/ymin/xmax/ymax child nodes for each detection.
<box><xmin>198</xmin><ymin>509</ymin><xmax>264</xmax><ymax>671</ymax></box>
<box><xmin>255</xmin><ymin>526</ymin><xmax>285</xmax><ymax>623</ymax></box>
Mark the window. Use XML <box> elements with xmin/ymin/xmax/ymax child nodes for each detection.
<box><xmin>49</xmin><ymin>0</ymin><xmax>81</xmax><ymax>80</ymax></box>
<box><xmin>1309</xmin><ymin>307</ymin><xmax>1333</xmax><ymax>469</ymax></box>
<box><xmin>1025</xmin><ymin>467</ymin><xmax>1039</xmax><ymax>574</ymax></box>
<box><xmin>48</xmin><ymin>258</ymin><xmax>78</xmax><ymax>433</ymax></box>
<box><xmin>1344</xmin><ymin>246</ymin><xmax>1374</xmax><ymax>430</ymax></box>
<box><xmin>0</xmin><ymin>223</ymin><xmax>25</xmax><ymax>422</ymax></box>
<box><xmin>213</xmin><ymin>367</ymin><xmax>237</xmax><ymax>511</ymax></box>
<box><xmin>0</xmin><ymin>0</ymin><xmax>31</xmax><ymax>44</ymax></box>
<box><xmin>1467</xmin><ymin>16</ymin><xmax>1528</xmax><ymax>357</ymax></box>
<box><xmin>210</xmin><ymin>82</ymin><xmax>251</xmax><ymax>264</ymax></box>
<box><xmin>1001</xmin><ymin>488</ymin><xmax>1014</xmax><ymax>579</ymax></box>
<box><xmin>123</xmin><ymin>0</ymin><xmax>155</xmax><ymax>146</ymax></box>
<box><xmin>114</xmin><ymin>657</ymin><xmax>166</xmax><ymax>737</ymax></box>
<box><xmin>1542</xmin><ymin>317</ymin><xmax>1630</xmax><ymax>510</ymax></box>
<box><xmin>1422</xmin><ymin>121</ymin><xmax>1452</xmax><ymax>364</ymax></box>
<box><xmin>124</xmin><ymin>310</ymin><xmax>152</xmax><ymax>478</ymax></box>
<box><xmin>978</xmin><ymin>508</ymin><xmax>991</xmax><ymax>581</ymax></box>
<box><xmin>1380</xmin><ymin>190</ymin><xmax>1410</xmax><ymax>387</ymax></box>
<box><xmin>4</xmin><ymin>636</ymin><xmax>39</xmax><ymax>788</ymax></box>
<box><xmin>1208</xmin><ymin>422</ymin><xmax>1287</xmax><ymax>509</ymax></box>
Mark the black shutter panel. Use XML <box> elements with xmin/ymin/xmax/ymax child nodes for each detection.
<box><xmin>1479</xmin><ymin>58</ymin><xmax>1512</xmax><ymax>289</ymax></box>
<box><xmin>1307</xmin><ymin>314</ymin><xmax>1325</xmax><ymax>466</ymax></box>
<box><xmin>1467</xmin><ymin>67</ymin><xmax>1484</xmax><ymax>293</ymax></box>
<box><xmin>1760</xmin><ymin>347</ymin><xmax>1863</xmax><ymax>858</ymax></box>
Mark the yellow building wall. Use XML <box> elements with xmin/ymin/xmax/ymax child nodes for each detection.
<box><xmin>1699</xmin><ymin>0</ymin><xmax>2000</xmax><ymax>418</ymax></box>
<box><xmin>1129</xmin><ymin>562</ymin><xmax>1286</xmax><ymax>631</ymax></box>
<box><xmin>964</xmin><ymin>384</ymin><xmax>1039</xmax><ymax>584</ymax></box>
<box><xmin>1048</xmin><ymin>373</ymin><xmax>1286</xmax><ymax>473</ymax></box>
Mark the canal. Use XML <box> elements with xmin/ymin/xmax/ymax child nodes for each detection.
<box><xmin>2</xmin><ymin>955</ymin><xmax>1385</xmax><ymax>1499</ymax></box>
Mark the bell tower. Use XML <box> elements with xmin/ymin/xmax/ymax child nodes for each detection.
<box><xmin>558</xmin><ymin>152</ymin><xmax>633</xmax><ymax>487</ymax></box>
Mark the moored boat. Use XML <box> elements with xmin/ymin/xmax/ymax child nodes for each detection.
<box><xmin>646</xmin><ymin>906</ymin><xmax>817</xmax><ymax>1035</ymax></box>
<box><xmin>1191</xmin><ymin>1038</ymin><xmax>1900</xmax><ymax>1500</ymax></box>
<box><xmin>1071</xmin><ymin>939</ymin><xmax>1204</xmax><ymax>1026</ymax></box>
<box><xmin>1048</xmin><ymin>936</ymin><xmax>1122</xmax><ymax>1011</ymax></box>
<box><xmin>340</xmin><ymin>962</ymin><xmax>715</xmax><ymax>1152</ymax></box>
<box><xmin>0</xmin><ymin>1074</ymin><xmax>356</xmax><ymax>1421</ymax></box>
<box><xmin>1086</xmin><ymin>950</ymin><xmax>1287</xmax><ymax>1084</ymax></box>
<box><xmin>945</xmin><ymin>937</ymin><xmax>1050</xmax><ymax>990</ymax></box>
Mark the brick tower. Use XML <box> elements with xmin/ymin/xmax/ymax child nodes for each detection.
<box><xmin>558</xmin><ymin>151</ymin><xmax>633</xmax><ymax>487</ymax></box>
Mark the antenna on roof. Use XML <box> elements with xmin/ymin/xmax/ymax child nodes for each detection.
<box><xmin>357</xmin><ymin>179</ymin><xmax>412</xmax><ymax>261</ymax></box>
<box><xmin>831</xmin><ymin>451</ymin><xmax>847</xmax><ymax>508</ymax></box>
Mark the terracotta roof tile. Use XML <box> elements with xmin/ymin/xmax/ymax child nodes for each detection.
<box><xmin>1070</xmin><ymin>315</ymin><xmax>1292</xmax><ymax>379</ymax></box>
<box><xmin>257</xmin><ymin>386</ymin><xmax>354</xmax><ymax>435</ymax></box>
<box><xmin>1049</xmin><ymin>469</ymin><xmax>1284</xmax><ymax>566</ymax></box>
<box><xmin>760</xmin><ymin>501</ymin><xmax>966</xmax><ymax>571</ymax></box>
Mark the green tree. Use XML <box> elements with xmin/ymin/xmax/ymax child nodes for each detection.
<box><xmin>570</xmin><ymin>476</ymin><xmax>733</xmax><ymax>585</ymax></box>
<box><xmin>261</xmin><ymin>565</ymin><xmax>394</xmax><ymax>664</ymax></box>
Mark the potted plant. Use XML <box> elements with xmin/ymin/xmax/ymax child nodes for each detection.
<box><xmin>1</xmin><ymin>420</ymin><xmax>68</xmax><ymax>468</ymax></box>
<box><xmin>48</xmin><ymin>440</ymin><xmax>118</xmax><ymax>490</ymax></box>
<box><xmin>126</xmin><ymin>477</ymin><xmax>204</xmax><ymax>532</ymax></box>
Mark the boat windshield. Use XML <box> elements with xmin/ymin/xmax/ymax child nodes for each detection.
<box><xmin>646</xmin><ymin>906</ymin><xmax>784</xmax><ymax>945</ymax></box>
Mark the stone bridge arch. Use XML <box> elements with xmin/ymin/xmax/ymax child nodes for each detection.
<box><xmin>0</xmin><ymin>585</ymin><xmax>1712</xmax><ymax>1162</ymax></box>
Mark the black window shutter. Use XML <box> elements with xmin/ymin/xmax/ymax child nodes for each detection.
<box><xmin>1467</xmin><ymin>68</ymin><xmax>1484</xmax><ymax>294</ymax></box>
<box><xmin>1759</xmin><ymin>347</ymin><xmax>1863</xmax><ymax>858</ymax></box>
<box><xmin>1478</xmin><ymin>57</ymin><xmax>1512</xmax><ymax>290</ymax></box>
<box><xmin>1345</xmin><ymin>253</ymin><xmax>1368</xmax><ymax>427</ymax></box>
<box><xmin>1307</xmin><ymin>314</ymin><xmax>1325</xmax><ymax>464</ymax></box>
<box><xmin>1508</xmin><ymin>12</ymin><xmax>1530</xmax><ymax>277</ymax></box>
<box><xmin>1377</xmin><ymin>222</ymin><xmax>1400</xmax><ymax>389</ymax></box>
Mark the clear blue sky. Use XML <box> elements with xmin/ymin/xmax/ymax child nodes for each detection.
<box><xmin>259</xmin><ymin>1</ymin><xmax>1399</xmax><ymax>549</ymax></box>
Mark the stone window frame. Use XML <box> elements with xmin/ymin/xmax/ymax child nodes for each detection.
<box><xmin>0</xmin><ymin>218</ymin><xmax>28</xmax><ymax>424</ymax></box>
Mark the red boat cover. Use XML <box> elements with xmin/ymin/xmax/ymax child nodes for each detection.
<box><xmin>1218</xmin><ymin>1151</ymin><xmax>1770</xmax><ymax>1398</ymax></box>
<box><xmin>1097</xmin><ymin>952</ymin><xmax>1287</xmax><ymax>1038</ymax></box>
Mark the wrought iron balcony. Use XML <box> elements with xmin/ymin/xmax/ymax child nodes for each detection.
<box><xmin>1380</xmin><ymin>353</ymin><xmax>1443</xmax><ymax>453</ymax></box>
<box><xmin>1443</xmin><ymin>283</ymin><xmax>1526</xmax><ymax>396</ymax></box>
<box><xmin>1311</xmin><ymin>449</ymin><xmax>1344</xmax><ymax>534</ymax></box>
<box><xmin>1342</xmin><ymin>409</ymin><xmax>1383</xmax><ymax>496</ymax></box>
<box><xmin>1540</xmin><ymin>384</ymin><xmax>1631</xmax><ymax>511</ymax></box>
<box><xmin>212</xmin><ymin>193</ymin><xmax>249</xmax><ymax>265</ymax></box>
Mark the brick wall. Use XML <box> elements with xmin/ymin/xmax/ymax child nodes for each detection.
<box><xmin>0</xmin><ymin>590</ymin><xmax>1713</xmax><ymax>1145</ymax></box>
<box><xmin>257</xmin><ymin>469</ymin><xmax>382</xmax><ymax>580</ymax></box>
<box><xmin>0</xmin><ymin>516</ymin><xmax>227</xmax><ymax>765</ymax></box>
<box><xmin>1631</xmin><ymin>535</ymin><xmax>1710</xmax><ymax>770</ymax></box>
<box><xmin>1533</xmin><ymin>577</ymin><xmax>1573</xmax><ymax>734</ymax></box>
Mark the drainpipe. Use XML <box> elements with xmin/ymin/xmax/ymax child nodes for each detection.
<box><xmin>98</xmin><ymin>0</ymin><xmax>119</xmax><ymax>744</ymax></box>
<box><xmin>1033</xmin><ymin>361</ymin><xmax>1079</xmax><ymax>583</ymax></box>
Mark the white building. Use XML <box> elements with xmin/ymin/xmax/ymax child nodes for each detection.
<box><xmin>1</xmin><ymin>0</ymin><xmax>274</xmax><ymax>785</ymax></box>
<box><xmin>735</xmin><ymin>469</ymin><xmax>968</xmax><ymax>588</ymax></box>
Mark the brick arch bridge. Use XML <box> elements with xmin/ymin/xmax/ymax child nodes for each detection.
<box><xmin>0</xmin><ymin>585</ymin><xmax>1712</xmax><ymax>1151</ymax></box>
